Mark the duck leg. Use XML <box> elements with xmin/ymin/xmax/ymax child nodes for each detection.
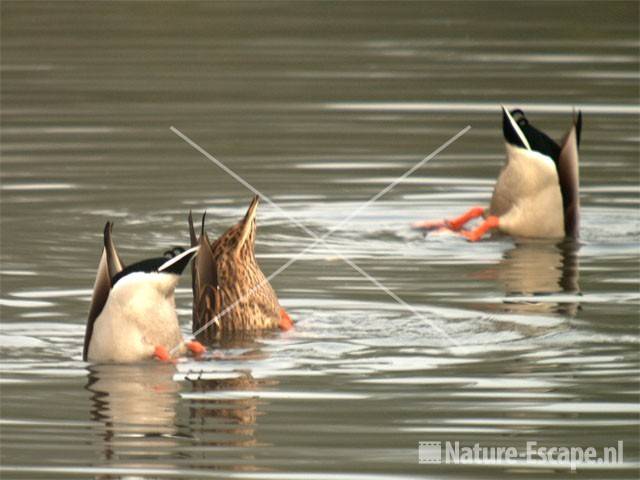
<box><xmin>446</xmin><ymin>206</ymin><xmax>486</xmax><ymax>230</ymax></box>
<box><xmin>460</xmin><ymin>216</ymin><xmax>500</xmax><ymax>242</ymax></box>
<box><xmin>186</xmin><ymin>340</ymin><xmax>206</xmax><ymax>356</ymax></box>
<box><xmin>412</xmin><ymin>206</ymin><xmax>485</xmax><ymax>231</ymax></box>
<box><xmin>279</xmin><ymin>308</ymin><xmax>294</xmax><ymax>331</ymax></box>
<box><xmin>154</xmin><ymin>341</ymin><xmax>206</xmax><ymax>361</ymax></box>
<box><xmin>153</xmin><ymin>345</ymin><xmax>173</xmax><ymax>362</ymax></box>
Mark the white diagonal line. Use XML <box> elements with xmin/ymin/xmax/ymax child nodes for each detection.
<box><xmin>171</xmin><ymin>126</ymin><xmax>469</xmax><ymax>350</ymax></box>
<box><xmin>172</xmin><ymin>126</ymin><xmax>466</xmax><ymax>346</ymax></box>
<box><xmin>171</xmin><ymin>125</ymin><xmax>469</xmax><ymax>253</ymax></box>
<box><xmin>325</xmin><ymin>125</ymin><xmax>470</xmax><ymax>237</ymax></box>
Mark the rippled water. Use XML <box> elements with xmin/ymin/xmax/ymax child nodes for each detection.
<box><xmin>1</xmin><ymin>2</ymin><xmax>639</xmax><ymax>479</ymax></box>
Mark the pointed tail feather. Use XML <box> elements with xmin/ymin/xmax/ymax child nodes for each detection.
<box><xmin>190</xmin><ymin>215</ymin><xmax>221</xmax><ymax>342</ymax></box>
<box><xmin>557</xmin><ymin>111</ymin><xmax>581</xmax><ymax>237</ymax></box>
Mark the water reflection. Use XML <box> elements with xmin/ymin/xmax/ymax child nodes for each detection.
<box><xmin>474</xmin><ymin>240</ymin><xmax>581</xmax><ymax>315</ymax></box>
<box><xmin>183</xmin><ymin>339</ymin><xmax>274</xmax><ymax>471</ymax></box>
<box><xmin>185</xmin><ymin>340</ymin><xmax>270</xmax><ymax>446</ymax></box>
<box><xmin>187</xmin><ymin>371</ymin><xmax>262</xmax><ymax>446</ymax></box>
<box><xmin>2</xmin><ymin>0</ymin><xmax>638</xmax><ymax>476</ymax></box>
<box><xmin>85</xmin><ymin>341</ymin><xmax>276</xmax><ymax>475</ymax></box>
<box><xmin>86</xmin><ymin>363</ymin><xmax>181</xmax><ymax>469</ymax></box>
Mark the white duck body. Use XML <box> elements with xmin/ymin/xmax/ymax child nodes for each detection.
<box><xmin>411</xmin><ymin>107</ymin><xmax>580</xmax><ymax>240</ymax></box>
<box><xmin>87</xmin><ymin>272</ymin><xmax>186</xmax><ymax>363</ymax></box>
<box><xmin>83</xmin><ymin>223</ymin><xmax>197</xmax><ymax>363</ymax></box>
<box><xmin>489</xmin><ymin>143</ymin><xmax>565</xmax><ymax>238</ymax></box>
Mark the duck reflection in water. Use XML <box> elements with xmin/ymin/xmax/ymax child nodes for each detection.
<box><xmin>85</xmin><ymin>363</ymin><xmax>181</xmax><ymax>469</ymax></box>
<box><xmin>472</xmin><ymin>239</ymin><xmax>581</xmax><ymax>316</ymax></box>
<box><xmin>185</xmin><ymin>335</ymin><xmax>276</xmax><ymax>450</ymax></box>
<box><xmin>86</xmin><ymin>337</ymin><xmax>274</xmax><ymax>474</ymax></box>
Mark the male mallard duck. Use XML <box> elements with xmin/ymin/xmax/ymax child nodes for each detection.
<box><xmin>83</xmin><ymin>223</ymin><xmax>205</xmax><ymax>363</ymax></box>
<box><xmin>413</xmin><ymin>107</ymin><xmax>581</xmax><ymax>241</ymax></box>
<box><xmin>189</xmin><ymin>196</ymin><xmax>293</xmax><ymax>343</ymax></box>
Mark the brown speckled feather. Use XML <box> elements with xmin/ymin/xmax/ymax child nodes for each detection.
<box><xmin>190</xmin><ymin>196</ymin><xmax>281</xmax><ymax>343</ymax></box>
<box><xmin>189</xmin><ymin>211</ymin><xmax>221</xmax><ymax>342</ymax></box>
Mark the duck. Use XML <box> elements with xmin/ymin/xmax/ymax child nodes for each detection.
<box><xmin>413</xmin><ymin>107</ymin><xmax>581</xmax><ymax>241</ymax></box>
<box><xmin>83</xmin><ymin>222</ymin><xmax>205</xmax><ymax>363</ymax></box>
<box><xmin>188</xmin><ymin>195</ymin><xmax>293</xmax><ymax>343</ymax></box>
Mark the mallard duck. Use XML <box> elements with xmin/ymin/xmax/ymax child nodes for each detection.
<box><xmin>413</xmin><ymin>107</ymin><xmax>581</xmax><ymax>241</ymax></box>
<box><xmin>189</xmin><ymin>196</ymin><xmax>293</xmax><ymax>343</ymax></box>
<box><xmin>83</xmin><ymin>223</ymin><xmax>204</xmax><ymax>363</ymax></box>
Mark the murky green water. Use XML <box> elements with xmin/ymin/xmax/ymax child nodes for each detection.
<box><xmin>1</xmin><ymin>1</ymin><xmax>639</xmax><ymax>479</ymax></box>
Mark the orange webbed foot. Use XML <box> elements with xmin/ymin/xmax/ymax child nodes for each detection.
<box><xmin>446</xmin><ymin>206</ymin><xmax>486</xmax><ymax>231</ymax></box>
<box><xmin>460</xmin><ymin>230</ymin><xmax>483</xmax><ymax>242</ymax></box>
<box><xmin>186</xmin><ymin>340</ymin><xmax>206</xmax><ymax>356</ymax></box>
<box><xmin>279</xmin><ymin>308</ymin><xmax>294</xmax><ymax>331</ymax></box>
<box><xmin>412</xmin><ymin>206</ymin><xmax>486</xmax><ymax>233</ymax></box>
<box><xmin>153</xmin><ymin>345</ymin><xmax>173</xmax><ymax>362</ymax></box>
<box><xmin>460</xmin><ymin>215</ymin><xmax>500</xmax><ymax>242</ymax></box>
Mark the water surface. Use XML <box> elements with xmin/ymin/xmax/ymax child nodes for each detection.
<box><xmin>1</xmin><ymin>1</ymin><xmax>639</xmax><ymax>479</ymax></box>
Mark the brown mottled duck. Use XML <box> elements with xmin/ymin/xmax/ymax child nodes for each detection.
<box><xmin>189</xmin><ymin>196</ymin><xmax>293</xmax><ymax>343</ymax></box>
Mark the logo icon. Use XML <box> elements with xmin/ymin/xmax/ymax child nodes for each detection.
<box><xmin>419</xmin><ymin>441</ymin><xmax>442</xmax><ymax>464</ymax></box>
